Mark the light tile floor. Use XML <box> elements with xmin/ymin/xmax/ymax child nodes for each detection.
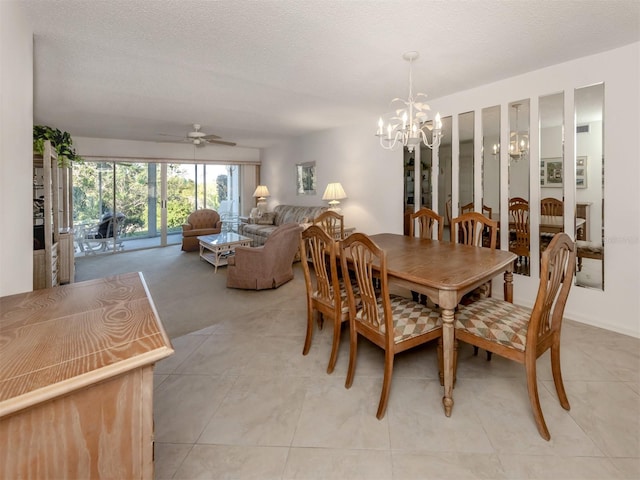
<box><xmin>154</xmin><ymin>302</ymin><xmax>640</xmax><ymax>479</ymax></box>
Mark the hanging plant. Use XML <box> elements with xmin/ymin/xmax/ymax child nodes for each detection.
<box><xmin>33</xmin><ymin>125</ymin><xmax>83</xmax><ymax>167</ymax></box>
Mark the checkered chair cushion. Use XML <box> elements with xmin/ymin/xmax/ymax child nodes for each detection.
<box><xmin>455</xmin><ymin>297</ymin><xmax>530</xmax><ymax>352</ymax></box>
<box><xmin>357</xmin><ymin>294</ymin><xmax>441</xmax><ymax>343</ymax></box>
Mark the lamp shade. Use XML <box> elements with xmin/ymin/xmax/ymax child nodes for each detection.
<box><xmin>322</xmin><ymin>183</ymin><xmax>347</xmax><ymax>202</ymax></box>
<box><xmin>252</xmin><ymin>185</ymin><xmax>270</xmax><ymax>199</ymax></box>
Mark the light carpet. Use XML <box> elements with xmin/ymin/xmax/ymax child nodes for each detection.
<box><xmin>75</xmin><ymin>245</ymin><xmax>307</xmax><ymax>339</ymax></box>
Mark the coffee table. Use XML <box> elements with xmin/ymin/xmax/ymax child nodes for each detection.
<box><xmin>198</xmin><ymin>232</ymin><xmax>252</xmax><ymax>272</ymax></box>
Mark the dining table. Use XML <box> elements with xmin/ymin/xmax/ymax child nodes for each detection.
<box><xmin>369</xmin><ymin>233</ymin><xmax>517</xmax><ymax>417</ymax></box>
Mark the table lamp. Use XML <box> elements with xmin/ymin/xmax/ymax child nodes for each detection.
<box><xmin>322</xmin><ymin>182</ymin><xmax>347</xmax><ymax>212</ymax></box>
<box><xmin>253</xmin><ymin>185</ymin><xmax>270</xmax><ymax>213</ymax></box>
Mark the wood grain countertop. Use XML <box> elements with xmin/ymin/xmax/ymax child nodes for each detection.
<box><xmin>0</xmin><ymin>272</ymin><xmax>174</xmax><ymax>418</ymax></box>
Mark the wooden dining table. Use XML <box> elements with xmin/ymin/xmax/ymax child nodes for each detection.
<box><xmin>369</xmin><ymin>233</ymin><xmax>517</xmax><ymax>417</ymax></box>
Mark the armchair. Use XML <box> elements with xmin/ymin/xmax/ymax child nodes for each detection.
<box><xmin>226</xmin><ymin>223</ymin><xmax>303</xmax><ymax>290</ymax></box>
<box><xmin>181</xmin><ymin>209</ymin><xmax>222</xmax><ymax>252</ymax></box>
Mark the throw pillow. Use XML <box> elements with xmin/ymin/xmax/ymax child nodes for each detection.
<box><xmin>256</xmin><ymin>212</ymin><xmax>275</xmax><ymax>225</ymax></box>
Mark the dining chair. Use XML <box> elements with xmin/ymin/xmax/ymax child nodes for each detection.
<box><xmin>451</xmin><ymin>211</ymin><xmax>498</xmax><ymax>360</ymax></box>
<box><xmin>299</xmin><ymin>225</ymin><xmax>350</xmax><ymax>374</ymax></box>
<box><xmin>409</xmin><ymin>207</ymin><xmax>443</xmax><ymax>240</ymax></box>
<box><xmin>451</xmin><ymin>211</ymin><xmax>497</xmax><ymax>250</ymax></box>
<box><xmin>407</xmin><ymin>207</ymin><xmax>443</xmax><ymax>305</ymax></box>
<box><xmin>540</xmin><ymin>197</ymin><xmax>564</xmax><ymax>217</ymax></box>
<box><xmin>313</xmin><ymin>210</ymin><xmax>345</xmax><ymax>240</ymax></box>
<box><xmin>460</xmin><ymin>203</ymin><xmax>493</xmax><ymax>221</ymax></box>
<box><xmin>540</xmin><ymin>197</ymin><xmax>564</xmax><ymax>249</ymax></box>
<box><xmin>509</xmin><ymin>202</ymin><xmax>530</xmax><ymax>267</ymax></box>
<box><xmin>460</xmin><ymin>202</ymin><xmax>474</xmax><ymax>215</ymax></box>
<box><xmin>339</xmin><ymin>232</ymin><xmax>443</xmax><ymax>419</ymax></box>
<box><xmin>454</xmin><ymin>232</ymin><xmax>576</xmax><ymax>440</ymax></box>
<box><xmin>509</xmin><ymin>197</ymin><xmax>529</xmax><ymax>208</ymax></box>
<box><xmin>482</xmin><ymin>204</ymin><xmax>493</xmax><ymax>219</ymax></box>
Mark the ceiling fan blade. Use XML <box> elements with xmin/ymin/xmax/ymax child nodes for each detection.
<box><xmin>201</xmin><ymin>134</ymin><xmax>221</xmax><ymax>140</ymax></box>
<box><xmin>205</xmin><ymin>139</ymin><xmax>236</xmax><ymax>147</ymax></box>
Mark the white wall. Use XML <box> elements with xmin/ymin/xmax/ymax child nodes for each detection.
<box><xmin>262</xmin><ymin>43</ymin><xmax>640</xmax><ymax>338</ymax></box>
<box><xmin>261</xmin><ymin>125</ymin><xmax>404</xmax><ymax>236</ymax></box>
<box><xmin>0</xmin><ymin>2</ymin><xmax>33</xmax><ymax>296</ymax></box>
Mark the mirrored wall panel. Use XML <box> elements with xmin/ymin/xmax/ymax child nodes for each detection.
<box><xmin>438</xmin><ymin>116</ymin><xmax>453</xmax><ymax>240</ymax></box>
<box><xmin>482</xmin><ymin>105</ymin><xmax>500</xmax><ymax>227</ymax></box>
<box><xmin>458</xmin><ymin>111</ymin><xmax>474</xmax><ymax>215</ymax></box>
<box><xmin>508</xmin><ymin>99</ymin><xmax>530</xmax><ymax>276</ymax></box>
<box><xmin>403</xmin><ymin>148</ymin><xmax>415</xmax><ymax>236</ymax></box>
<box><xmin>539</xmin><ymin>92</ymin><xmax>565</xmax><ymax>272</ymax></box>
<box><xmin>420</xmin><ymin>142</ymin><xmax>433</xmax><ymax>210</ymax></box>
<box><xmin>575</xmin><ymin>83</ymin><xmax>604</xmax><ymax>290</ymax></box>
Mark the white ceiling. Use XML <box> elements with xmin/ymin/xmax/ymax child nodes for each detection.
<box><xmin>22</xmin><ymin>0</ymin><xmax>640</xmax><ymax>149</ymax></box>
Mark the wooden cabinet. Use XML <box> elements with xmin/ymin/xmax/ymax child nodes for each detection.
<box><xmin>0</xmin><ymin>273</ymin><xmax>174</xmax><ymax>479</ymax></box>
<box><xmin>33</xmin><ymin>140</ymin><xmax>75</xmax><ymax>289</ymax></box>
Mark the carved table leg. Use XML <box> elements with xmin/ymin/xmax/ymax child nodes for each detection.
<box><xmin>503</xmin><ymin>270</ymin><xmax>513</xmax><ymax>303</ymax></box>
<box><xmin>441</xmin><ymin>307</ymin><xmax>455</xmax><ymax>417</ymax></box>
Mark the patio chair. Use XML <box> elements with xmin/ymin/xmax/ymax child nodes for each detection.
<box><xmin>79</xmin><ymin>212</ymin><xmax>126</xmax><ymax>255</ymax></box>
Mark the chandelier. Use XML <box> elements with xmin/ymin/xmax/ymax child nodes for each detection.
<box><xmin>376</xmin><ymin>51</ymin><xmax>442</xmax><ymax>153</ymax></box>
<box><xmin>509</xmin><ymin>103</ymin><xmax>529</xmax><ymax>161</ymax></box>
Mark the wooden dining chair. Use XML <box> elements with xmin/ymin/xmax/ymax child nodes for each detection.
<box><xmin>460</xmin><ymin>203</ymin><xmax>493</xmax><ymax>221</ymax></box>
<box><xmin>451</xmin><ymin>211</ymin><xmax>499</xmax><ymax>359</ymax></box>
<box><xmin>540</xmin><ymin>197</ymin><xmax>564</xmax><ymax>217</ymax></box>
<box><xmin>339</xmin><ymin>233</ymin><xmax>443</xmax><ymax>419</ymax></box>
<box><xmin>460</xmin><ymin>202</ymin><xmax>474</xmax><ymax>215</ymax></box>
<box><xmin>509</xmin><ymin>202</ymin><xmax>530</xmax><ymax>266</ymax></box>
<box><xmin>409</xmin><ymin>207</ymin><xmax>443</xmax><ymax>240</ymax></box>
<box><xmin>299</xmin><ymin>225</ymin><xmax>350</xmax><ymax>374</ymax></box>
<box><xmin>454</xmin><ymin>233</ymin><xmax>576</xmax><ymax>440</ymax></box>
<box><xmin>509</xmin><ymin>197</ymin><xmax>529</xmax><ymax>208</ymax></box>
<box><xmin>540</xmin><ymin>197</ymin><xmax>564</xmax><ymax>249</ymax></box>
<box><xmin>407</xmin><ymin>207</ymin><xmax>443</xmax><ymax>304</ymax></box>
<box><xmin>451</xmin><ymin>211</ymin><xmax>498</xmax><ymax>250</ymax></box>
<box><xmin>313</xmin><ymin>210</ymin><xmax>345</xmax><ymax>240</ymax></box>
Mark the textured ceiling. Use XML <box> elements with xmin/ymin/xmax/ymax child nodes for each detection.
<box><xmin>22</xmin><ymin>0</ymin><xmax>640</xmax><ymax>149</ymax></box>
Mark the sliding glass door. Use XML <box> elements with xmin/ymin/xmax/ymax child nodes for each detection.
<box><xmin>73</xmin><ymin>161</ymin><xmax>242</xmax><ymax>255</ymax></box>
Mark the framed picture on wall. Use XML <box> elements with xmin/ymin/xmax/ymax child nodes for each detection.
<box><xmin>541</xmin><ymin>158</ymin><xmax>563</xmax><ymax>187</ymax></box>
<box><xmin>576</xmin><ymin>156</ymin><xmax>587</xmax><ymax>188</ymax></box>
<box><xmin>296</xmin><ymin>161</ymin><xmax>316</xmax><ymax>195</ymax></box>
<box><xmin>540</xmin><ymin>157</ymin><xmax>588</xmax><ymax>188</ymax></box>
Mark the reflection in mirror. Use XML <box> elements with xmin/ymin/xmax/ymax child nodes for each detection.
<box><xmin>438</xmin><ymin>116</ymin><xmax>453</xmax><ymax>240</ymax></box>
<box><xmin>458</xmin><ymin>111</ymin><xmax>474</xmax><ymax>215</ymax></box>
<box><xmin>508</xmin><ymin>99</ymin><xmax>530</xmax><ymax>276</ymax></box>
<box><xmin>482</xmin><ymin>105</ymin><xmax>500</xmax><ymax>228</ymax></box>
<box><xmin>575</xmin><ymin>83</ymin><xmax>604</xmax><ymax>290</ymax></box>
<box><xmin>539</xmin><ymin>92</ymin><xmax>565</xmax><ymax>273</ymax></box>
<box><xmin>420</xmin><ymin>140</ymin><xmax>433</xmax><ymax>210</ymax></box>
<box><xmin>403</xmin><ymin>148</ymin><xmax>415</xmax><ymax>235</ymax></box>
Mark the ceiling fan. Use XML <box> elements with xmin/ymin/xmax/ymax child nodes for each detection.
<box><xmin>159</xmin><ymin>124</ymin><xmax>236</xmax><ymax>146</ymax></box>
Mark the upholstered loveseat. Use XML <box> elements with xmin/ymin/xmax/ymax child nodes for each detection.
<box><xmin>238</xmin><ymin>204</ymin><xmax>327</xmax><ymax>246</ymax></box>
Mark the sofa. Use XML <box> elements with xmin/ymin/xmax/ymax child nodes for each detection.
<box><xmin>227</xmin><ymin>223</ymin><xmax>304</xmax><ymax>290</ymax></box>
<box><xmin>238</xmin><ymin>204</ymin><xmax>327</xmax><ymax>246</ymax></box>
<box><xmin>181</xmin><ymin>208</ymin><xmax>223</xmax><ymax>252</ymax></box>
